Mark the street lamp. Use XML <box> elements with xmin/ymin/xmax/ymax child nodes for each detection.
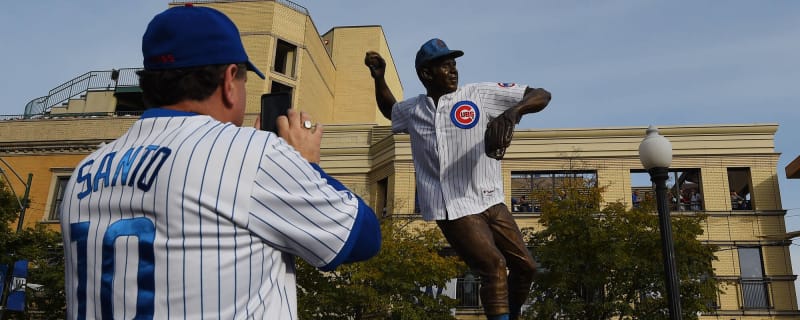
<box><xmin>0</xmin><ymin>158</ymin><xmax>33</xmax><ymax>232</ymax></box>
<box><xmin>639</xmin><ymin>126</ymin><xmax>682</xmax><ymax>320</ymax></box>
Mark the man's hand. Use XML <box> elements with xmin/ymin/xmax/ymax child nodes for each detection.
<box><xmin>277</xmin><ymin>109</ymin><xmax>323</xmax><ymax>163</ymax></box>
<box><xmin>364</xmin><ymin>51</ymin><xmax>386</xmax><ymax>79</ymax></box>
<box><xmin>517</xmin><ymin>87</ymin><xmax>552</xmax><ymax>115</ymax></box>
<box><xmin>484</xmin><ymin>109</ymin><xmax>519</xmax><ymax>160</ymax></box>
<box><xmin>364</xmin><ymin>51</ymin><xmax>396</xmax><ymax>120</ymax></box>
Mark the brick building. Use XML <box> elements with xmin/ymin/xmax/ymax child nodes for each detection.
<box><xmin>0</xmin><ymin>1</ymin><xmax>796</xmax><ymax>318</ymax></box>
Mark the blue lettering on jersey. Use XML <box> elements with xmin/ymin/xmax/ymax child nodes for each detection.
<box><xmin>136</xmin><ymin>147</ymin><xmax>172</xmax><ymax>192</ymax></box>
<box><xmin>112</xmin><ymin>146</ymin><xmax>143</xmax><ymax>186</ymax></box>
<box><xmin>92</xmin><ymin>152</ymin><xmax>116</xmax><ymax>192</ymax></box>
<box><xmin>75</xmin><ymin>145</ymin><xmax>173</xmax><ymax>199</ymax></box>
<box><xmin>127</xmin><ymin>145</ymin><xmax>160</xmax><ymax>187</ymax></box>
<box><xmin>76</xmin><ymin>160</ymin><xmax>95</xmax><ymax>200</ymax></box>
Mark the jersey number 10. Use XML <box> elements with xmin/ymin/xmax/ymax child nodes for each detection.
<box><xmin>68</xmin><ymin>217</ymin><xmax>156</xmax><ymax>319</ymax></box>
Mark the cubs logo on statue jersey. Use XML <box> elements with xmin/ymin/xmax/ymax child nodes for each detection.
<box><xmin>390</xmin><ymin>82</ymin><xmax>527</xmax><ymax>221</ymax></box>
<box><xmin>450</xmin><ymin>101</ymin><xmax>480</xmax><ymax>129</ymax></box>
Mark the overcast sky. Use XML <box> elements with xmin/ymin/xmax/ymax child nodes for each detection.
<box><xmin>1</xmin><ymin>0</ymin><xmax>799</xmax><ymax>304</ymax></box>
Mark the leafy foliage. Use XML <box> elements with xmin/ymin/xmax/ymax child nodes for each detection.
<box><xmin>522</xmin><ymin>178</ymin><xmax>718</xmax><ymax>319</ymax></box>
<box><xmin>297</xmin><ymin>217</ymin><xmax>466</xmax><ymax>319</ymax></box>
<box><xmin>0</xmin><ymin>180</ymin><xmax>66</xmax><ymax>319</ymax></box>
<box><xmin>0</xmin><ymin>179</ymin><xmax>18</xmax><ymax>234</ymax></box>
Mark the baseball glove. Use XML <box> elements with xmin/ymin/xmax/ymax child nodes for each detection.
<box><xmin>485</xmin><ymin>110</ymin><xmax>518</xmax><ymax>160</ymax></box>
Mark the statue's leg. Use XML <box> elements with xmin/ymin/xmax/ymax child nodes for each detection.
<box><xmin>485</xmin><ymin>203</ymin><xmax>537</xmax><ymax>318</ymax></box>
<box><xmin>437</xmin><ymin>212</ymin><xmax>509</xmax><ymax>316</ymax></box>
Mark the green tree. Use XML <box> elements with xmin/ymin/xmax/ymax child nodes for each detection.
<box><xmin>297</xmin><ymin>217</ymin><xmax>466</xmax><ymax>319</ymax></box>
<box><xmin>0</xmin><ymin>180</ymin><xmax>66</xmax><ymax>319</ymax></box>
<box><xmin>522</xmin><ymin>178</ymin><xmax>718</xmax><ymax>320</ymax></box>
<box><xmin>0</xmin><ymin>179</ymin><xmax>18</xmax><ymax>237</ymax></box>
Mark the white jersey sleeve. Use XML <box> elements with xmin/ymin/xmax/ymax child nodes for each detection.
<box><xmin>59</xmin><ymin>110</ymin><xmax>379</xmax><ymax>320</ymax></box>
<box><xmin>246</xmin><ymin>137</ymin><xmax>361</xmax><ymax>268</ymax></box>
<box><xmin>473</xmin><ymin>82</ymin><xmax>527</xmax><ymax>118</ymax></box>
<box><xmin>391</xmin><ymin>95</ymin><xmax>423</xmax><ymax>134</ymax></box>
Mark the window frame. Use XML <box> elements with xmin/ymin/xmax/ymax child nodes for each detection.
<box><xmin>455</xmin><ymin>271</ymin><xmax>482</xmax><ymax>308</ymax></box>
<box><xmin>272</xmin><ymin>38</ymin><xmax>298</xmax><ymax>78</ymax></box>
<box><xmin>737</xmin><ymin>246</ymin><xmax>771</xmax><ymax>309</ymax></box>
<box><xmin>270</xmin><ymin>80</ymin><xmax>293</xmax><ymax>95</ymax></box>
<box><xmin>510</xmin><ymin>170</ymin><xmax>598</xmax><ymax>213</ymax></box>
<box><xmin>43</xmin><ymin>169</ymin><xmax>73</xmax><ymax>222</ymax></box>
<box><xmin>727</xmin><ymin>167</ymin><xmax>754</xmax><ymax>211</ymax></box>
<box><xmin>630</xmin><ymin>168</ymin><xmax>704</xmax><ymax>211</ymax></box>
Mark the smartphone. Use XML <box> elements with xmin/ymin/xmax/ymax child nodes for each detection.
<box><xmin>260</xmin><ymin>92</ymin><xmax>292</xmax><ymax>133</ymax></box>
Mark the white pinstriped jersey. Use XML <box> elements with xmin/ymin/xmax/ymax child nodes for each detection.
<box><xmin>60</xmin><ymin>110</ymin><xmax>364</xmax><ymax>319</ymax></box>
<box><xmin>392</xmin><ymin>82</ymin><xmax>526</xmax><ymax>221</ymax></box>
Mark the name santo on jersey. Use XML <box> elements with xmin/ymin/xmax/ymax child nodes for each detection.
<box><xmin>75</xmin><ymin>145</ymin><xmax>173</xmax><ymax>199</ymax></box>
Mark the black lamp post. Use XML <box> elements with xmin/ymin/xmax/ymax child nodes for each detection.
<box><xmin>638</xmin><ymin>126</ymin><xmax>682</xmax><ymax>320</ymax></box>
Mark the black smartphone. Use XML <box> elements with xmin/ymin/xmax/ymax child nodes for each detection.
<box><xmin>260</xmin><ymin>92</ymin><xmax>292</xmax><ymax>133</ymax></box>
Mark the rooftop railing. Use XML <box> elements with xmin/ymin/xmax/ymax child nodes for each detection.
<box><xmin>23</xmin><ymin>68</ymin><xmax>141</xmax><ymax>118</ymax></box>
<box><xmin>169</xmin><ymin>0</ymin><xmax>308</xmax><ymax>15</ymax></box>
<box><xmin>2</xmin><ymin>110</ymin><xmax>144</xmax><ymax>122</ymax></box>
<box><xmin>21</xmin><ymin>0</ymin><xmax>309</xmax><ymax>119</ymax></box>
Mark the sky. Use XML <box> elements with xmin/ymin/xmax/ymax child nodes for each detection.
<box><xmin>1</xmin><ymin>0</ymin><xmax>800</xmax><ymax>305</ymax></box>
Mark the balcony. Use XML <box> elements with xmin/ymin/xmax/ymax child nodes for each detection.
<box><xmin>456</xmin><ymin>275</ymin><xmax>481</xmax><ymax>309</ymax></box>
<box><xmin>740</xmin><ymin>278</ymin><xmax>771</xmax><ymax>310</ymax></box>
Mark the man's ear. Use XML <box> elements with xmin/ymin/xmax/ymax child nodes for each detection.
<box><xmin>417</xmin><ymin>67</ymin><xmax>433</xmax><ymax>85</ymax></box>
<box><xmin>221</xmin><ymin>64</ymin><xmax>239</xmax><ymax>108</ymax></box>
<box><xmin>421</xmin><ymin>67</ymin><xmax>433</xmax><ymax>80</ymax></box>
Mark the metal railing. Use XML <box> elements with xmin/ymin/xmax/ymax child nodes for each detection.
<box><xmin>454</xmin><ymin>277</ymin><xmax>774</xmax><ymax>313</ymax></box>
<box><xmin>456</xmin><ymin>276</ymin><xmax>481</xmax><ymax>308</ymax></box>
<box><xmin>22</xmin><ymin>1</ymin><xmax>309</xmax><ymax>119</ymax></box>
<box><xmin>740</xmin><ymin>278</ymin><xmax>771</xmax><ymax>309</ymax></box>
<box><xmin>23</xmin><ymin>68</ymin><xmax>141</xmax><ymax>118</ymax></box>
<box><xmin>169</xmin><ymin>0</ymin><xmax>308</xmax><ymax>15</ymax></box>
<box><xmin>0</xmin><ymin>114</ymin><xmax>26</xmax><ymax>121</ymax></box>
<box><xmin>2</xmin><ymin>111</ymin><xmax>143</xmax><ymax>122</ymax></box>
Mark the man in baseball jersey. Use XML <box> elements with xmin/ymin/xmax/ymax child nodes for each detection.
<box><xmin>60</xmin><ymin>5</ymin><xmax>380</xmax><ymax>319</ymax></box>
<box><xmin>364</xmin><ymin>39</ymin><xmax>551</xmax><ymax>320</ymax></box>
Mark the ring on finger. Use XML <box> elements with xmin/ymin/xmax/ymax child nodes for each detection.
<box><xmin>303</xmin><ymin>120</ymin><xmax>313</xmax><ymax>129</ymax></box>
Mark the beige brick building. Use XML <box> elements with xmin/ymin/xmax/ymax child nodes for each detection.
<box><xmin>0</xmin><ymin>1</ymin><xmax>796</xmax><ymax>318</ymax></box>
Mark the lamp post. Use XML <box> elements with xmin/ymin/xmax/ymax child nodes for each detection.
<box><xmin>638</xmin><ymin>126</ymin><xmax>682</xmax><ymax>320</ymax></box>
<box><xmin>0</xmin><ymin>158</ymin><xmax>33</xmax><ymax>233</ymax></box>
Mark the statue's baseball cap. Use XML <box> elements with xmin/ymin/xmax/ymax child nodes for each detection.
<box><xmin>142</xmin><ymin>4</ymin><xmax>265</xmax><ymax>79</ymax></box>
<box><xmin>415</xmin><ymin>38</ymin><xmax>464</xmax><ymax>69</ymax></box>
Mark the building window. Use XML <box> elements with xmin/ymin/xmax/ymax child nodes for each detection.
<box><xmin>270</xmin><ymin>81</ymin><xmax>293</xmax><ymax>95</ymax></box>
<box><xmin>630</xmin><ymin>169</ymin><xmax>704</xmax><ymax>211</ymax></box>
<box><xmin>273</xmin><ymin>39</ymin><xmax>297</xmax><ymax>77</ymax></box>
<box><xmin>47</xmin><ymin>175</ymin><xmax>70</xmax><ymax>221</ymax></box>
<box><xmin>510</xmin><ymin>171</ymin><xmax>597</xmax><ymax>213</ymax></box>
<box><xmin>738</xmin><ymin>247</ymin><xmax>770</xmax><ymax>309</ymax></box>
<box><xmin>456</xmin><ymin>271</ymin><xmax>481</xmax><ymax>308</ymax></box>
<box><xmin>377</xmin><ymin>178</ymin><xmax>388</xmax><ymax>217</ymax></box>
<box><xmin>728</xmin><ymin>168</ymin><xmax>753</xmax><ymax>210</ymax></box>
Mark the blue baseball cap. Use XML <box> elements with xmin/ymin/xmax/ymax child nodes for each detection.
<box><xmin>142</xmin><ymin>4</ymin><xmax>265</xmax><ymax>79</ymax></box>
<box><xmin>415</xmin><ymin>38</ymin><xmax>464</xmax><ymax>69</ymax></box>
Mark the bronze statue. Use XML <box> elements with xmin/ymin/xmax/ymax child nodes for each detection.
<box><xmin>365</xmin><ymin>38</ymin><xmax>551</xmax><ymax>320</ymax></box>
